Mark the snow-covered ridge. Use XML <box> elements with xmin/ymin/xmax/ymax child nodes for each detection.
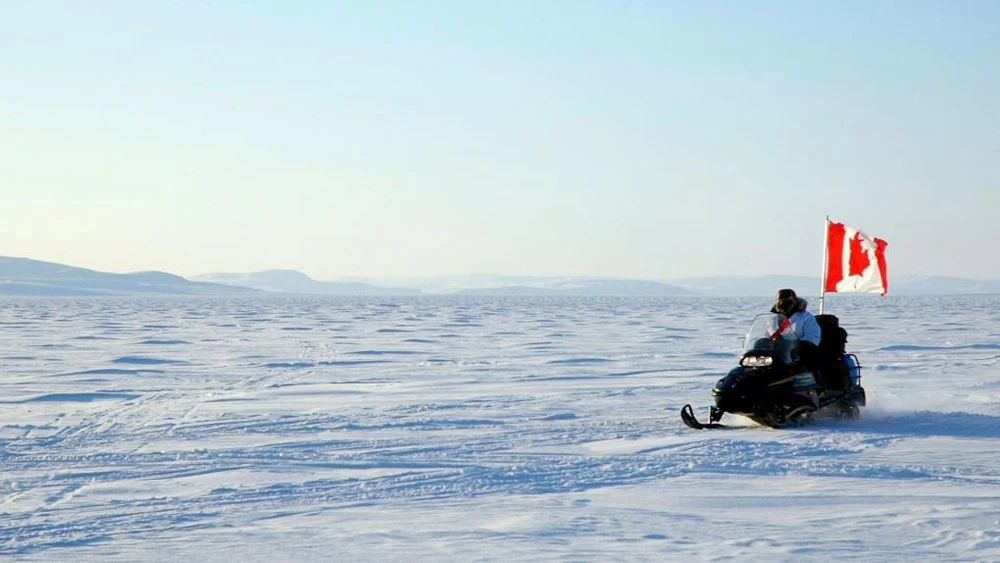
<box><xmin>4</xmin><ymin>256</ymin><xmax>1000</xmax><ymax>296</ymax></box>
<box><xmin>0</xmin><ymin>257</ymin><xmax>257</xmax><ymax>296</ymax></box>
<box><xmin>198</xmin><ymin>271</ymin><xmax>1000</xmax><ymax>296</ymax></box>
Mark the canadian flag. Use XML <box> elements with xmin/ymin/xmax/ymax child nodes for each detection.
<box><xmin>824</xmin><ymin>220</ymin><xmax>889</xmax><ymax>295</ymax></box>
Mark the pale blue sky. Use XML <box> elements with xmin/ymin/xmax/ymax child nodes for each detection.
<box><xmin>2</xmin><ymin>1</ymin><xmax>998</xmax><ymax>280</ymax></box>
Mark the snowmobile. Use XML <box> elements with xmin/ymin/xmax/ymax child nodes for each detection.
<box><xmin>681</xmin><ymin>312</ymin><xmax>866</xmax><ymax>429</ymax></box>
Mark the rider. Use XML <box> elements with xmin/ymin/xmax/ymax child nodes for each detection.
<box><xmin>770</xmin><ymin>288</ymin><xmax>821</xmax><ymax>367</ymax></box>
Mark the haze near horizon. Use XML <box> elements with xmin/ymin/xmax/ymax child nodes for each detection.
<box><xmin>3</xmin><ymin>2</ymin><xmax>998</xmax><ymax>280</ymax></box>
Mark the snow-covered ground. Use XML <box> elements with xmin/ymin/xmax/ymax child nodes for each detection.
<box><xmin>1</xmin><ymin>295</ymin><xmax>998</xmax><ymax>562</ymax></box>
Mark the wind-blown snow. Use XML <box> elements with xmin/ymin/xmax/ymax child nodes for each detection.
<box><xmin>1</xmin><ymin>295</ymin><xmax>998</xmax><ymax>561</ymax></box>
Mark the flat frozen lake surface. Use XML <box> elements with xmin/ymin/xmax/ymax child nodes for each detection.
<box><xmin>2</xmin><ymin>295</ymin><xmax>999</xmax><ymax>561</ymax></box>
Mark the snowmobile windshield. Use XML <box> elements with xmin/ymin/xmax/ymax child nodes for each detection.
<box><xmin>742</xmin><ymin>313</ymin><xmax>798</xmax><ymax>364</ymax></box>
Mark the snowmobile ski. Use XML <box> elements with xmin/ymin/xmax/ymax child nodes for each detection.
<box><xmin>680</xmin><ymin>404</ymin><xmax>728</xmax><ymax>430</ymax></box>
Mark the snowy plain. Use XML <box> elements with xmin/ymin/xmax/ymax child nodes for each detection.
<box><xmin>1</xmin><ymin>294</ymin><xmax>999</xmax><ymax>562</ymax></box>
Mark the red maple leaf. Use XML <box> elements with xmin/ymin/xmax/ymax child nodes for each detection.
<box><xmin>848</xmin><ymin>233</ymin><xmax>871</xmax><ymax>277</ymax></box>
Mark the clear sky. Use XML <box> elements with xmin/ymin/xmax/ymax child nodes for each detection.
<box><xmin>3</xmin><ymin>1</ymin><xmax>998</xmax><ymax>280</ymax></box>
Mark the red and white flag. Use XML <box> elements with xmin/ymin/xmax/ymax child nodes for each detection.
<box><xmin>824</xmin><ymin>220</ymin><xmax>889</xmax><ymax>295</ymax></box>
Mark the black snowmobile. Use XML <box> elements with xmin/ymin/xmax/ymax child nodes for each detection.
<box><xmin>681</xmin><ymin>312</ymin><xmax>866</xmax><ymax>429</ymax></box>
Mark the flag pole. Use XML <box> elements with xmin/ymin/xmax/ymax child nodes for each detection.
<box><xmin>819</xmin><ymin>215</ymin><xmax>829</xmax><ymax>315</ymax></box>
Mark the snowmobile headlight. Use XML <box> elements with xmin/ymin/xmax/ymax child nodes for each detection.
<box><xmin>741</xmin><ymin>355</ymin><xmax>773</xmax><ymax>367</ymax></box>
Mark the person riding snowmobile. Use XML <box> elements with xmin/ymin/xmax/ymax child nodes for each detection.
<box><xmin>771</xmin><ymin>288</ymin><xmax>853</xmax><ymax>392</ymax></box>
<box><xmin>769</xmin><ymin>288</ymin><xmax>821</xmax><ymax>369</ymax></box>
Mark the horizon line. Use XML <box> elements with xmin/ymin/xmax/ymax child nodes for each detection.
<box><xmin>4</xmin><ymin>254</ymin><xmax>999</xmax><ymax>283</ymax></box>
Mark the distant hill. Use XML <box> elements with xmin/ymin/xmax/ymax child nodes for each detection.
<box><xmin>329</xmin><ymin>274</ymin><xmax>694</xmax><ymax>296</ymax></box>
<box><xmin>454</xmin><ymin>278</ymin><xmax>691</xmax><ymax>296</ymax></box>
<box><xmin>0</xmin><ymin>257</ymin><xmax>258</xmax><ymax>296</ymax></box>
<box><xmin>198</xmin><ymin>272</ymin><xmax>690</xmax><ymax>296</ymax></box>
<box><xmin>191</xmin><ymin>270</ymin><xmax>419</xmax><ymax>295</ymax></box>
<box><xmin>892</xmin><ymin>276</ymin><xmax>1000</xmax><ymax>295</ymax></box>
<box><xmin>356</xmin><ymin>274</ymin><xmax>559</xmax><ymax>295</ymax></box>
<box><xmin>194</xmin><ymin>270</ymin><xmax>1000</xmax><ymax>297</ymax></box>
<box><xmin>666</xmin><ymin>275</ymin><xmax>1000</xmax><ymax>296</ymax></box>
<box><xmin>3</xmin><ymin>257</ymin><xmax>998</xmax><ymax>297</ymax></box>
<box><xmin>666</xmin><ymin>275</ymin><xmax>820</xmax><ymax>297</ymax></box>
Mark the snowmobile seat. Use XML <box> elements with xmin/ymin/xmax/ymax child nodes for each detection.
<box><xmin>815</xmin><ymin>314</ymin><xmax>847</xmax><ymax>359</ymax></box>
<box><xmin>815</xmin><ymin>314</ymin><xmax>851</xmax><ymax>391</ymax></box>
